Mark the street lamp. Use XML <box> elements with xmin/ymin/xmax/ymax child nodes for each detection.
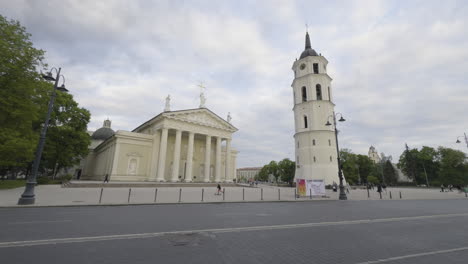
<box><xmin>325</xmin><ymin>112</ymin><xmax>347</xmax><ymax>200</ymax></box>
<box><xmin>456</xmin><ymin>133</ymin><xmax>468</xmax><ymax>149</ymax></box>
<box><xmin>18</xmin><ymin>67</ymin><xmax>68</xmax><ymax>205</ymax></box>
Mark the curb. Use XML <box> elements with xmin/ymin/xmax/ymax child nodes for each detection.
<box><xmin>0</xmin><ymin>199</ymin><xmax>340</xmax><ymax>208</ymax></box>
<box><xmin>1</xmin><ymin>197</ymin><xmax>466</xmax><ymax>209</ymax></box>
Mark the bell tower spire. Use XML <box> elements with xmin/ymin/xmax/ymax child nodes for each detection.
<box><xmin>305</xmin><ymin>31</ymin><xmax>311</xmax><ymax>49</ymax></box>
<box><xmin>291</xmin><ymin>32</ymin><xmax>341</xmax><ymax>186</ymax></box>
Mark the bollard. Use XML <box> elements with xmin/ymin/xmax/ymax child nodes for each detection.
<box><xmin>223</xmin><ymin>188</ymin><xmax>225</xmax><ymax>201</ymax></box>
<box><xmin>294</xmin><ymin>188</ymin><xmax>297</xmax><ymax>200</ymax></box>
<box><xmin>390</xmin><ymin>191</ymin><xmax>392</xmax><ymax>199</ymax></box>
<box><xmin>278</xmin><ymin>189</ymin><xmax>281</xmax><ymax>200</ymax></box>
<box><xmin>154</xmin><ymin>188</ymin><xmax>158</xmax><ymax>203</ymax></box>
<box><xmin>310</xmin><ymin>189</ymin><xmax>312</xmax><ymax>200</ymax></box>
<box><xmin>178</xmin><ymin>188</ymin><xmax>182</xmax><ymax>202</ymax></box>
<box><xmin>99</xmin><ymin>188</ymin><xmax>104</xmax><ymax>204</ymax></box>
<box><xmin>399</xmin><ymin>191</ymin><xmax>402</xmax><ymax>199</ymax></box>
<box><xmin>128</xmin><ymin>188</ymin><xmax>132</xmax><ymax>203</ymax></box>
<box><xmin>379</xmin><ymin>191</ymin><xmax>382</xmax><ymax>199</ymax></box>
<box><xmin>261</xmin><ymin>188</ymin><xmax>263</xmax><ymax>200</ymax></box>
<box><xmin>201</xmin><ymin>188</ymin><xmax>204</xmax><ymax>202</ymax></box>
<box><xmin>243</xmin><ymin>188</ymin><xmax>245</xmax><ymax>201</ymax></box>
<box><xmin>367</xmin><ymin>188</ymin><xmax>370</xmax><ymax>198</ymax></box>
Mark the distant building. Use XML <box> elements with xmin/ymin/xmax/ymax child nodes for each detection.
<box><xmin>367</xmin><ymin>145</ymin><xmax>412</xmax><ymax>183</ymax></box>
<box><xmin>237</xmin><ymin>167</ymin><xmax>262</xmax><ymax>182</ymax></box>
<box><xmin>368</xmin><ymin>146</ymin><xmax>381</xmax><ymax>163</ymax></box>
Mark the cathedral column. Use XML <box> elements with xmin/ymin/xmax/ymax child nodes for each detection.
<box><xmin>149</xmin><ymin>130</ymin><xmax>160</xmax><ymax>181</ymax></box>
<box><xmin>185</xmin><ymin>132</ymin><xmax>195</xmax><ymax>182</ymax></box>
<box><xmin>156</xmin><ymin>128</ymin><xmax>168</xmax><ymax>182</ymax></box>
<box><xmin>204</xmin><ymin>135</ymin><xmax>211</xmax><ymax>182</ymax></box>
<box><xmin>215</xmin><ymin>137</ymin><xmax>222</xmax><ymax>182</ymax></box>
<box><xmin>225</xmin><ymin>138</ymin><xmax>232</xmax><ymax>182</ymax></box>
<box><xmin>170</xmin><ymin>129</ymin><xmax>182</xmax><ymax>182</ymax></box>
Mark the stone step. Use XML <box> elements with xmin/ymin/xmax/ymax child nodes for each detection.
<box><xmin>64</xmin><ymin>182</ymin><xmax>239</xmax><ymax>188</ymax></box>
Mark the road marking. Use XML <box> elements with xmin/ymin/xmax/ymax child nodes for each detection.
<box><xmin>8</xmin><ymin>220</ymin><xmax>72</xmax><ymax>225</ymax></box>
<box><xmin>1</xmin><ymin>212</ymin><xmax>467</xmax><ymax>248</ymax></box>
<box><xmin>356</xmin><ymin>246</ymin><xmax>468</xmax><ymax>263</ymax></box>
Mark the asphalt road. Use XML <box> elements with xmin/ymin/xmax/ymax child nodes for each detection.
<box><xmin>1</xmin><ymin>199</ymin><xmax>468</xmax><ymax>264</ymax></box>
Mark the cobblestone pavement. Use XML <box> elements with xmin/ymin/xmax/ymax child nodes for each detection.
<box><xmin>0</xmin><ymin>183</ymin><xmax>466</xmax><ymax>207</ymax></box>
<box><xmin>1</xmin><ymin>200</ymin><xmax>468</xmax><ymax>263</ymax></box>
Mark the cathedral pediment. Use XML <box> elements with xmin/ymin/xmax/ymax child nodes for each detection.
<box><xmin>163</xmin><ymin>108</ymin><xmax>237</xmax><ymax>132</ymax></box>
<box><xmin>132</xmin><ymin>108</ymin><xmax>237</xmax><ymax>133</ymax></box>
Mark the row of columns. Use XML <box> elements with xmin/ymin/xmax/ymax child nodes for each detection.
<box><xmin>155</xmin><ymin>128</ymin><xmax>231</xmax><ymax>182</ymax></box>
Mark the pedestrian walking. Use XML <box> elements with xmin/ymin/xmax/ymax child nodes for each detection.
<box><xmin>216</xmin><ymin>184</ymin><xmax>223</xmax><ymax>195</ymax></box>
<box><xmin>440</xmin><ymin>184</ymin><xmax>445</xmax><ymax>192</ymax></box>
<box><xmin>103</xmin><ymin>174</ymin><xmax>109</xmax><ymax>183</ymax></box>
<box><xmin>377</xmin><ymin>184</ymin><xmax>382</xmax><ymax>194</ymax></box>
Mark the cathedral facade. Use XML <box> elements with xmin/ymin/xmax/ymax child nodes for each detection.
<box><xmin>80</xmin><ymin>106</ymin><xmax>238</xmax><ymax>183</ymax></box>
<box><xmin>292</xmin><ymin>32</ymin><xmax>341</xmax><ymax>185</ymax></box>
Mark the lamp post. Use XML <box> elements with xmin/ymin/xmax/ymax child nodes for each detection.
<box><xmin>326</xmin><ymin>112</ymin><xmax>347</xmax><ymax>200</ymax></box>
<box><xmin>456</xmin><ymin>133</ymin><xmax>468</xmax><ymax>149</ymax></box>
<box><xmin>18</xmin><ymin>68</ymin><xmax>68</xmax><ymax>205</ymax></box>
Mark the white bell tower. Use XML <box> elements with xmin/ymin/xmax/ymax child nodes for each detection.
<box><xmin>292</xmin><ymin>32</ymin><xmax>340</xmax><ymax>185</ymax></box>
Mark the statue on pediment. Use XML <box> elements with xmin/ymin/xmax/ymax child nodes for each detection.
<box><xmin>227</xmin><ymin>112</ymin><xmax>232</xmax><ymax>123</ymax></box>
<box><xmin>198</xmin><ymin>82</ymin><xmax>206</xmax><ymax>108</ymax></box>
<box><xmin>164</xmin><ymin>95</ymin><xmax>171</xmax><ymax>112</ymax></box>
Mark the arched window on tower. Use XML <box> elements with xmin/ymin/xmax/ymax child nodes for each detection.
<box><xmin>316</xmin><ymin>84</ymin><xmax>322</xmax><ymax>100</ymax></box>
<box><xmin>312</xmin><ymin>139</ymin><xmax>316</xmax><ymax>146</ymax></box>
<box><xmin>328</xmin><ymin>86</ymin><xmax>331</xmax><ymax>101</ymax></box>
<box><xmin>304</xmin><ymin>116</ymin><xmax>308</xmax><ymax>128</ymax></box>
<box><xmin>301</xmin><ymin>86</ymin><xmax>307</xmax><ymax>102</ymax></box>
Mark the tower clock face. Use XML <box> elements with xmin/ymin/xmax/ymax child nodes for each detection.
<box><xmin>300</xmin><ymin>63</ymin><xmax>306</xmax><ymax>70</ymax></box>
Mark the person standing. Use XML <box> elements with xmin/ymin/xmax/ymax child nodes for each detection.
<box><xmin>104</xmin><ymin>174</ymin><xmax>109</xmax><ymax>183</ymax></box>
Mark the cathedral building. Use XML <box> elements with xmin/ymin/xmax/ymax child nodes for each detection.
<box><xmin>80</xmin><ymin>97</ymin><xmax>238</xmax><ymax>183</ymax></box>
<box><xmin>292</xmin><ymin>32</ymin><xmax>341</xmax><ymax>185</ymax></box>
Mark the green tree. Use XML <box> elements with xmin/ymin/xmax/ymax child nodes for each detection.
<box><xmin>417</xmin><ymin>146</ymin><xmax>438</xmax><ymax>186</ymax></box>
<box><xmin>383</xmin><ymin>160</ymin><xmax>398</xmax><ymax>185</ymax></box>
<box><xmin>267</xmin><ymin>160</ymin><xmax>280</xmax><ymax>183</ymax></box>
<box><xmin>40</xmin><ymin>90</ymin><xmax>90</xmax><ymax>177</ymax></box>
<box><xmin>0</xmin><ymin>15</ymin><xmax>46</xmax><ymax>174</ymax></box>
<box><xmin>356</xmin><ymin>154</ymin><xmax>375</xmax><ymax>183</ymax></box>
<box><xmin>367</xmin><ymin>175</ymin><xmax>379</xmax><ymax>184</ymax></box>
<box><xmin>0</xmin><ymin>15</ymin><xmax>91</xmax><ymax>179</ymax></box>
<box><xmin>398</xmin><ymin>144</ymin><xmax>421</xmax><ymax>183</ymax></box>
<box><xmin>437</xmin><ymin>147</ymin><xmax>467</xmax><ymax>185</ymax></box>
<box><xmin>256</xmin><ymin>165</ymin><xmax>269</xmax><ymax>182</ymax></box>
<box><xmin>340</xmin><ymin>149</ymin><xmax>359</xmax><ymax>185</ymax></box>
<box><xmin>278</xmin><ymin>158</ymin><xmax>295</xmax><ymax>186</ymax></box>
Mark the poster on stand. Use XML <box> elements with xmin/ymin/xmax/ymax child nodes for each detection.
<box><xmin>296</xmin><ymin>179</ymin><xmax>306</xmax><ymax>196</ymax></box>
<box><xmin>306</xmin><ymin>179</ymin><xmax>326</xmax><ymax>196</ymax></box>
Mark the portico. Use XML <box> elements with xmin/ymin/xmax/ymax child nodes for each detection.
<box><xmin>81</xmin><ymin>108</ymin><xmax>238</xmax><ymax>183</ymax></box>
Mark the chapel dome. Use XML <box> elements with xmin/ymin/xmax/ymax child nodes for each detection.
<box><xmin>91</xmin><ymin>119</ymin><xmax>115</xmax><ymax>140</ymax></box>
<box><xmin>299</xmin><ymin>31</ymin><xmax>318</xmax><ymax>59</ymax></box>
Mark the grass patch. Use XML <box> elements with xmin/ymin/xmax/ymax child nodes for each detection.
<box><xmin>0</xmin><ymin>180</ymin><xmax>26</xmax><ymax>190</ymax></box>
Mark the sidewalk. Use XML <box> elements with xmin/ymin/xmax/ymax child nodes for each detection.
<box><xmin>1</xmin><ymin>184</ymin><xmax>466</xmax><ymax>207</ymax></box>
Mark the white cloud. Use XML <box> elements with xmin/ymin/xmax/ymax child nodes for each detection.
<box><xmin>1</xmin><ymin>0</ymin><xmax>467</xmax><ymax>166</ymax></box>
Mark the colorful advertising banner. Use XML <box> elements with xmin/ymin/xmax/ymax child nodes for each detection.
<box><xmin>306</xmin><ymin>179</ymin><xmax>326</xmax><ymax>196</ymax></box>
<box><xmin>296</xmin><ymin>179</ymin><xmax>306</xmax><ymax>196</ymax></box>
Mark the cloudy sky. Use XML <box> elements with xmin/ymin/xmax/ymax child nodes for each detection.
<box><xmin>2</xmin><ymin>0</ymin><xmax>468</xmax><ymax>167</ymax></box>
